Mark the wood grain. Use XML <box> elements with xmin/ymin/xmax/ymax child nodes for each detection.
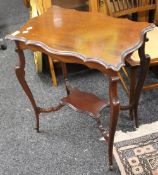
<box><xmin>6</xmin><ymin>6</ymin><xmax>155</xmax><ymax>71</ymax></box>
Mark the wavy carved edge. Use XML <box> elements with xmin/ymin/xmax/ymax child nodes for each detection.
<box><xmin>5</xmin><ymin>23</ymin><xmax>155</xmax><ymax>71</ymax></box>
<box><xmin>61</xmin><ymin>100</ymin><xmax>107</xmax><ymax>118</ymax></box>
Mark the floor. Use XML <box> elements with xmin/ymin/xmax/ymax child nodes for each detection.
<box><xmin>0</xmin><ymin>0</ymin><xmax>158</xmax><ymax>174</ymax></box>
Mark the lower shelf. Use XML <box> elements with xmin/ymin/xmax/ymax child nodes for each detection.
<box><xmin>61</xmin><ymin>88</ymin><xmax>107</xmax><ymax>118</ymax></box>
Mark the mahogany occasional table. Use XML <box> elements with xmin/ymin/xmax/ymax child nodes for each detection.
<box><xmin>6</xmin><ymin>6</ymin><xmax>155</xmax><ymax>169</ymax></box>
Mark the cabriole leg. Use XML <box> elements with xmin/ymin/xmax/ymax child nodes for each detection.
<box><xmin>133</xmin><ymin>38</ymin><xmax>150</xmax><ymax>128</ymax></box>
<box><xmin>108</xmin><ymin>76</ymin><xmax>120</xmax><ymax>170</ymax></box>
<box><xmin>15</xmin><ymin>41</ymin><xmax>40</xmax><ymax>132</ymax></box>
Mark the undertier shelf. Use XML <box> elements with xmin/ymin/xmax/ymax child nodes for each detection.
<box><xmin>61</xmin><ymin>88</ymin><xmax>107</xmax><ymax>118</ymax></box>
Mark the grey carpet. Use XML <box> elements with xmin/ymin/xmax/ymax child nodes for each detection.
<box><xmin>0</xmin><ymin>0</ymin><xmax>158</xmax><ymax>174</ymax></box>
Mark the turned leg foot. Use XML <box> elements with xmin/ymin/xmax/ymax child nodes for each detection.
<box><xmin>35</xmin><ymin>114</ymin><xmax>40</xmax><ymax>132</ymax></box>
<box><xmin>134</xmin><ymin>106</ymin><xmax>139</xmax><ymax>128</ymax></box>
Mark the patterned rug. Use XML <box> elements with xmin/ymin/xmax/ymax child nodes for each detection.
<box><xmin>113</xmin><ymin>122</ymin><xmax>158</xmax><ymax>175</ymax></box>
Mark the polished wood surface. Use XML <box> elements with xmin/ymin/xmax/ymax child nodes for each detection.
<box><xmin>7</xmin><ymin>6</ymin><xmax>154</xmax><ymax>71</ymax></box>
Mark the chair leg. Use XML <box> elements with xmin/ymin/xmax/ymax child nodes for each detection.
<box><xmin>118</xmin><ymin>72</ymin><xmax>129</xmax><ymax>95</ymax></box>
<box><xmin>143</xmin><ymin>82</ymin><xmax>158</xmax><ymax>91</ymax></box>
<box><xmin>34</xmin><ymin>51</ymin><xmax>43</xmax><ymax>73</ymax></box>
<box><xmin>122</xmin><ymin>67</ymin><xmax>129</xmax><ymax>78</ymax></box>
<box><xmin>61</xmin><ymin>62</ymin><xmax>72</xmax><ymax>95</ymax></box>
<box><xmin>48</xmin><ymin>56</ymin><xmax>57</xmax><ymax>87</ymax></box>
<box><xmin>0</xmin><ymin>37</ymin><xmax>7</xmax><ymax>50</ymax></box>
<box><xmin>129</xmin><ymin>67</ymin><xmax>136</xmax><ymax>120</ymax></box>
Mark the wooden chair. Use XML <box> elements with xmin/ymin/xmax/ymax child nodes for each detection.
<box><xmin>89</xmin><ymin>0</ymin><xmax>109</xmax><ymax>14</ymax></box>
<box><xmin>24</xmin><ymin>0</ymin><xmax>57</xmax><ymax>86</ymax></box>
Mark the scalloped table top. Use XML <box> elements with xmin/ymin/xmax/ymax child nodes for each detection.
<box><xmin>6</xmin><ymin>6</ymin><xmax>155</xmax><ymax>71</ymax></box>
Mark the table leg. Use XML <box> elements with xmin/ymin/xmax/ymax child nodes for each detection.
<box><xmin>129</xmin><ymin>67</ymin><xmax>136</xmax><ymax>120</ymax></box>
<box><xmin>15</xmin><ymin>42</ymin><xmax>64</xmax><ymax>132</ymax></box>
<box><xmin>15</xmin><ymin>42</ymin><xmax>40</xmax><ymax>132</ymax></box>
<box><xmin>133</xmin><ymin>40</ymin><xmax>150</xmax><ymax>128</ymax></box>
<box><xmin>108</xmin><ymin>76</ymin><xmax>120</xmax><ymax>170</ymax></box>
<box><xmin>61</xmin><ymin>62</ymin><xmax>72</xmax><ymax>95</ymax></box>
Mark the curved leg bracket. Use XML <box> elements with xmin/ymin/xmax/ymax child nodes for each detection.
<box><xmin>15</xmin><ymin>42</ymin><xmax>64</xmax><ymax>132</ymax></box>
<box><xmin>37</xmin><ymin>103</ymin><xmax>64</xmax><ymax>114</ymax></box>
